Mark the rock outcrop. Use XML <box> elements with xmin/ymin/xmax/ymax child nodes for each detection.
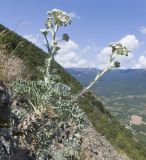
<box><xmin>81</xmin><ymin>122</ymin><xmax>130</xmax><ymax>160</ymax></box>
<box><xmin>0</xmin><ymin>83</ymin><xmax>130</xmax><ymax>160</ymax></box>
<box><xmin>0</xmin><ymin>81</ymin><xmax>11</xmax><ymax>127</ymax></box>
<box><xmin>0</xmin><ymin>82</ymin><xmax>31</xmax><ymax>160</ymax></box>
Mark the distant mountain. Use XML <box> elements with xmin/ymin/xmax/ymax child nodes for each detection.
<box><xmin>67</xmin><ymin>68</ymin><xmax>146</xmax><ymax>146</ymax></box>
<box><xmin>66</xmin><ymin>68</ymin><xmax>146</xmax><ymax>97</ymax></box>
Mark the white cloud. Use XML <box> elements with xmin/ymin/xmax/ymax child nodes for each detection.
<box><xmin>96</xmin><ymin>34</ymin><xmax>140</xmax><ymax>69</ymax></box>
<box><xmin>135</xmin><ymin>55</ymin><xmax>146</xmax><ymax>68</ymax></box>
<box><xmin>60</xmin><ymin>39</ymin><xmax>79</xmax><ymax>51</ymax></box>
<box><xmin>23</xmin><ymin>34</ymin><xmax>45</xmax><ymax>49</ymax></box>
<box><xmin>119</xmin><ymin>35</ymin><xmax>140</xmax><ymax>50</ymax></box>
<box><xmin>139</xmin><ymin>26</ymin><xmax>146</xmax><ymax>35</ymax></box>
<box><xmin>23</xmin><ymin>34</ymin><xmax>95</xmax><ymax>68</ymax></box>
<box><xmin>96</xmin><ymin>47</ymin><xmax>112</xmax><ymax>69</ymax></box>
<box><xmin>56</xmin><ymin>40</ymin><xmax>89</xmax><ymax>68</ymax></box>
<box><xmin>82</xmin><ymin>45</ymin><xmax>92</xmax><ymax>53</ymax></box>
<box><xmin>82</xmin><ymin>43</ymin><xmax>99</xmax><ymax>53</ymax></box>
<box><xmin>23</xmin><ymin>34</ymin><xmax>40</xmax><ymax>44</ymax></box>
<box><xmin>69</xmin><ymin>12</ymin><xmax>80</xmax><ymax>19</ymax></box>
<box><xmin>19</xmin><ymin>21</ymin><xmax>30</xmax><ymax>27</ymax></box>
<box><xmin>23</xmin><ymin>33</ymin><xmax>140</xmax><ymax>69</ymax></box>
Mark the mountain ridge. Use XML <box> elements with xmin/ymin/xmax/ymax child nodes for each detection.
<box><xmin>66</xmin><ymin>68</ymin><xmax>146</xmax><ymax>96</ymax></box>
<box><xmin>67</xmin><ymin>67</ymin><xmax>146</xmax><ymax>147</ymax></box>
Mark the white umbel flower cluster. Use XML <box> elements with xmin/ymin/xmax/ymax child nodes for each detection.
<box><xmin>46</xmin><ymin>9</ymin><xmax>72</xmax><ymax>27</ymax></box>
<box><xmin>109</xmin><ymin>42</ymin><xmax>130</xmax><ymax>56</ymax></box>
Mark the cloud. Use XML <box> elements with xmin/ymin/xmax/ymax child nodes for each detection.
<box><xmin>23</xmin><ymin>34</ymin><xmax>95</xmax><ymax>68</ymax></box>
<box><xmin>19</xmin><ymin>21</ymin><xmax>30</xmax><ymax>26</ymax></box>
<box><xmin>119</xmin><ymin>35</ymin><xmax>140</xmax><ymax>50</ymax></box>
<box><xmin>96</xmin><ymin>34</ymin><xmax>140</xmax><ymax>69</ymax></box>
<box><xmin>24</xmin><ymin>34</ymin><xmax>40</xmax><ymax>44</ymax></box>
<box><xmin>69</xmin><ymin>12</ymin><xmax>80</xmax><ymax>19</ymax></box>
<box><xmin>23</xmin><ymin>34</ymin><xmax>45</xmax><ymax>49</ymax></box>
<box><xmin>135</xmin><ymin>55</ymin><xmax>146</xmax><ymax>68</ymax></box>
<box><xmin>96</xmin><ymin>47</ymin><xmax>112</xmax><ymax>69</ymax></box>
<box><xmin>82</xmin><ymin>43</ymin><xmax>99</xmax><ymax>53</ymax></box>
<box><xmin>139</xmin><ymin>26</ymin><xmax>146</xmax><ymax>35</ymax></box>
<box><xmin>23</xmin><ymin>33</ymin><xmax>140</xmax><ymax>69</ymax></box>
<box><xmin>56</xmin><ymin>40</ymin><xmax>90</xmax><ymax>68</ymax></box>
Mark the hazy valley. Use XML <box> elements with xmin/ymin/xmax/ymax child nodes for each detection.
<box><xmin>67</xmin><ymin>68</ymin><xmax>146</xmax><ymax>145</ymax></box>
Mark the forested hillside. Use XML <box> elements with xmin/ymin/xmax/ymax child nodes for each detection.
<box><xmin>67</xmin><ymin>68</ymin><xmax>146</xmax><ymax>146</ymax></box>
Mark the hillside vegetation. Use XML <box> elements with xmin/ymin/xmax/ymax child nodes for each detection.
<box><xmin>1</xmin><ymin>24</ymin><xmax>146</xmax><ymax>159</ymax></box>
<box><xmin>67</xmin><ymin>68</ymin><xmax>146</xmax><ymax>146</ymax></box>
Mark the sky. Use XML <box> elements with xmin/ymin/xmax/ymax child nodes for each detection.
<box><xmin>0</xmin><ymin>0</ymin><xmax>146</xmax><ymax>69</ymax></box>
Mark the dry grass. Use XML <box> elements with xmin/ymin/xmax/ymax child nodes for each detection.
<box><xmin>0</xmin><ymin>52</ymin><xmax>27</xmax><ymax>82</ymax></box>
<box><xmin>0</xmin><ymin>29</ymin><xmax>28</xmax><ymax>82</ymax></box>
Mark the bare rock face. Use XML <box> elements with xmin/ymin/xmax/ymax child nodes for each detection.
<box><xmin>0</xmin><ymin>81</ymin><xmax>11</xmax><ymax>127</ymax></box>
<box><xmin>0</xmin><ymin>82</ymin><xmax>28</xmax><ymax>160</ymax></box>
<box><xmin>81</xmin><ymin>122</ymin><xmax>130</xmax><ymax>160</ymax></box>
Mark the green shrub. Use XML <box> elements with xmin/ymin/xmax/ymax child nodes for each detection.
<box><xmin>11</xmin><ymin>70</ymin><xmax>86</xmax><ymax>159</ymax></box>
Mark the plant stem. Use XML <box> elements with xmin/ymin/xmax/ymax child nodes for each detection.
<box><xmin>79</xmin><ymin>53</ymin><xmax>116</xmax><ymax>96</ymax></box>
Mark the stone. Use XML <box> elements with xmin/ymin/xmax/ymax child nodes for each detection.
<box><xmin>0</xmin><ymin>81</ymin><xmax>11</xmax><ymax>127</ymax></box>
<box><xmin>81</xmin><ymin>122</ymin><xmax>130</xmax><ymax>160</ymax></box>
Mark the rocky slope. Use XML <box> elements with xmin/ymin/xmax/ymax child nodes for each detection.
<box><xmin>0</xmin><ymin>81</ymin><xmax>129</xmax><ymax>160</ymax></box>
<box><xmin>81</xmin><ymin>122</ymin><xmax>130</xmax><ymax>160</ymax></box>
<box><xmin>67</xmin><ymin>68</ymin><xmax>146</xmax><ymax>147</ymax></box>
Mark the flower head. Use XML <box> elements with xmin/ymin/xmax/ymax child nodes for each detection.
<box><xmin>109</xmin><ymin>43</ymin><xmax>130</xmax><ymax>56</ymax></box>
<box><xmin>46</xmin><ymin>9</ymin><xmax>72</xmax><ymax>27</ymax></box>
